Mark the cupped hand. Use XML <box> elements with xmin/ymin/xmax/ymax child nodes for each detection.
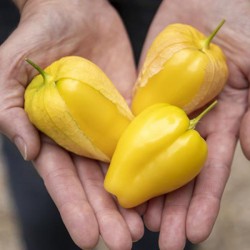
<box><xmin>0</xmin><ymin>0</ymin><xmax>144</xmax><ymax>249</ymax></box>
<box><xmin>139</xmin><ymin>0</ymin><xmax>250</xmax><ymax>249</ymax></box>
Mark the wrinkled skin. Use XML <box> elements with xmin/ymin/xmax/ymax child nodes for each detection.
<box><xmin>0</xmin><ymin>0</ymin><xmax>250</xmax><ymax>250</ymax></box>
<box><xmin>141</xmin><ymin>0</ymin><xmax>250</xmax><ymax>249</ymax></box>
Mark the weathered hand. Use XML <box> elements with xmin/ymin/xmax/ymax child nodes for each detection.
<box><xmin>0</xmin><ymin>0</ymin><xmax>143</xmax><ymax>249</ymax></box>
<box><xmin>140</xmin><ymin>0</ymin><xmax>250</xmax><ymax>249</ymax></box>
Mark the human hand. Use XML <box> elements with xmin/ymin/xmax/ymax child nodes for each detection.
<box><xmin>139</xmin><ymin>0</ymin><xmax>250</xmax><ymax>249</ymax></box>
<box><xmin>0</xmin><ymin>0</ymin><xmax>144</xmax><ymax>249</ymax></box>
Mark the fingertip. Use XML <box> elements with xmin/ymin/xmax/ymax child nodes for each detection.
<box><xmin>13</xmin><ymin>135</ymin><xmax>28</xmax><ymax>160</ymax></box>
<box><xmin>0</xmin><ymin>109</ymin><xmax>40</xmax><ymax>160</ymax></box>
<box><xmin>158</xmin><ymin>184</ymin><xmax>194</xmax><ymax>250</ymax></box>
<box><xmin>14</xmin><ymin>121</ymin><xmax>40</xmax><ymax>161</ymax></box>
<box><xmin>61</xmin><ymin>202</ymin><xmax>100</xmax><ymax>250</ymax></box>
<box><xmin>158</xmin><ymin>207</ymin><xmax>187</xmax><ymax>250</ymax></box>
<box><xmin>119</xmin><ymin>207</ymin><xmax>144</xmax><ymax>242</ymax></box>
<box><xmin>128</xmin><ymin>219</ymin><xmax>145</xmax><ymax>243</ymax></box>
<box><xmin>133</xmin><ymin>221</ymin><xmax>145</xmax><ymax>242</ymax></box>
<box><xmin>240</xmin><ymin>112</ymin><xmax>250</xmax><ymax>160</ymax></box>
<box><xmin>144</xmin><ymin>197</ymin><xmax>164</xmax><ymax>232</ymax></box>
<box><xmin>159</xmin><ymin>237</ymin><xmax>186</xmax><ymax>250</ymax></box>
<box><xmin>186</xmin><ymin>196</ymin><xmax>219</xmax><ymax>244</ymax></box>
<box><xmin>13</xmin><ymin>131</ymin><xmax>40</xmax><ymax>161</ymax></box>
<box><xmin>97</xmin><ymin>211</ymin><xmax>133</xmax><ymax>250</ymax></box>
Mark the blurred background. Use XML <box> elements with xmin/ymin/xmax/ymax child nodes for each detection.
<box><xmin>1</xmin><ymin>136</ymin><xmax>250</xmax><ymax>250</ymax></box>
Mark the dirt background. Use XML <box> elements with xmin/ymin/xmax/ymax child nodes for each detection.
<box><xmin>1</xmin><ymin>136</ymin><xmax>250</xmax><ymax>250</ymax></box>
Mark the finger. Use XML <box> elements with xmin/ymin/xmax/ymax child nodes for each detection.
<box><xmin>33</xmin><ymin>141</ymin><xmax>99</xmax><ymax>249</ymax></box>
<box><xmin>143</xmin><ymin>196</ymin><xmax>164</xmax><ymax>232</ymax></box>
<box><xmin>75</xmin><ymin>156</ymin><xmax>133</xmax><ymax>250</ymax></box>
<box><xmin>118</xmin><ymin>206</ymin><xmax>144</xmax><ymax>242</ymax></box>
<box><xmin>0</xmin><ymin>42</ymin><xmax>41</xmax><ymax>161</ymax></box>
<box><xmin>92</xmin><ymin>162</ymin><xmax>144</xmax><ymax>242</ymax></box>
<box><xmin>0</xmin><ymin>107</ymin><xmax>40</xmax><ymax>160</ymax></box>
<box><xmin>240</xmin><ymin>109</ymin><xmax>250</xmax><ymax>159</ymax></box>
<box><xmin>159</xmin><ymin>182</ymin><xmax>194</xmax><ymax>250</ymax></box>
<box><xmin>186</xmin><ymin>132</ymin><xmax>235</xmax><ymax>243</ymax></box>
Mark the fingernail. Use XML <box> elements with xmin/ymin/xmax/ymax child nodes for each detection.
<box><xmin>14</xmin><ymin>136</ymin><xmax>27</xmax><ymax>160</ymax></box>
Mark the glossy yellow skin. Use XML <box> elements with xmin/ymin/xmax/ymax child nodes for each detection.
<box><xmin>104</xmin><ymin>103</ymin><xmax>208</xmax><ymax>208</ymax></box>
<box><xmin>132</xmin><ymin>23</ymin><xmax>228</xmax><ymax>115</ymax></box>
<box><xmin>25</xmin><ymin>56</ymin><xmax>133</xmax><ymax>162</ymax></box>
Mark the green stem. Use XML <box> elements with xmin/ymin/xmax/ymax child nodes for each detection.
<box><xmin>202</xmin><ymin>19</ymin><xmax>225</xmax><ymax>50</ymax></box>
<box><xmin>25</xmin><ymin>58</ymin><xmax>50</xmax><ymax>83</ymax></box>
<box><xmin>189</xmin><ymin>100</ymin><xmax>218</xmax><ymax>130</ymax></box>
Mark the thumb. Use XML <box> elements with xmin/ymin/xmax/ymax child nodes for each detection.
<box><xmin>0</xmin><ymin>32</ymin><xmax>41</xmax><ymax>161</ymax></box>
<box><xmin>0</xmin><ymin>107</ymin><xmax>40</xmax><ymax>161</ymax></box>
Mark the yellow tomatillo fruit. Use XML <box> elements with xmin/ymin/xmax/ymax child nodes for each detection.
<box><xmin>131</xmin><ymin>20</ymin><xmax>228</xmax><ymax>115</ymax></box>
<box><xmin>104</xmin><ymin>101</ymin><xmax>217</xmax><ymax>208</ymax></box>
<box><xmin>24</xmin><ymin>56</ymin><xmax>133</xmax><ymax>162</ymax></box>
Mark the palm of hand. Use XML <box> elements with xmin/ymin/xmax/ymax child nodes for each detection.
<box><xmin>12</xmin><ymin>0</ymin><xmax>136</xmax><ymax>89</ymax></box>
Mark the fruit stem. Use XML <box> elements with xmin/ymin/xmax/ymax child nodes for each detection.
<box><xmin>189</xmin><ymin>100</ymin><xmax>217</xmax><ymax>130</ymax></box>
<box><xmin>25</xmin><ymin>58</ymin><xmax>50</xmax><ymax>83</ymax></box>
<box><xmin>202</xmin><ymin>19</ymin><xmax>225</xmax><ymax>50</ymax></box>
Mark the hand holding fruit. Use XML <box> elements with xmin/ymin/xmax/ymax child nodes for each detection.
<box><xmin>24</xmin><ymin>57</ymin><xmax>133</xmax><ymax>162</ymax></box>
<box><xmin>22</xmin><ymin>6</ymin><xmax>240</xmax><ymax>250</ymax></box>
<box><xmin>139</xmin><ymin>0</ymin><xmax>250</xmax><ymax>249</ymax></box>
<box><xmin>132</xmin><ymin>20</ymin><xmax>228</xmax><ymax>115</ymax></box>
<box><xmin>0</xmin><ymin>1</ymin><xmax>143</xmax><ymax>249</ymax></box>
<box><xmin>24</xmin><ymin>15</ymin><xmax>227</xmax><ymax>250</ymax></box>
<box><xmin>24</xmin><ymin>18</ymin><xmax>225</xmax><ymax>209</ymax></box>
